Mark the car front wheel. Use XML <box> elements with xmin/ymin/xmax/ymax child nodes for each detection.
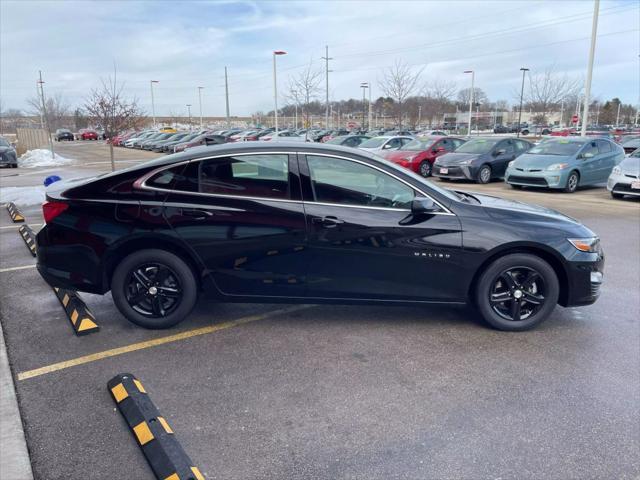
<box><xmin>476</xmin><ymin>165</ymin><xmax>492</xmax><ymax>184</ymax></box>
<box><xmin>111</xmin><ymin>249</ymin><xmax>198</xmax><ymax>329</ymax></box>
<box><xmin>564</xmin><ymin>171</ymin><xmax>579</xmax><ymax>193</ymax></box>
<box><xmin>475</xmin><ymin>253</ymin><xmax>559</xmax><ymax>331</ymax></box>
<box><xmin>418</xmin><ymin>161</ymin><xmax>432</xmax><ymax>177</ymax></box>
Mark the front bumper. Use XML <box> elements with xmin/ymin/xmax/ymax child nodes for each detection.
<box><xmin>607</xmin><ymin>173</ymin><xmax>640</xmax><ymax>196</ymax></box>
<box><xmin>562</xmin><ymin>248</ymin><xmax>605</xmax><ymax>307</ymax></box>
<box><xmin>433</xmin><ymin>164</ymin><xmax>474</xmax><ymax>180</ymax></box>
<box><xmin>505</xmin><ymin>168</ymin><xmax>568</xmax><ymax>189</ymax></box>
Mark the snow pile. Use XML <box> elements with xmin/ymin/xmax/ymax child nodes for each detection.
<box><xmin>0</xmin><ymin>186</ymin><xmax>46</xmax><ymax>206</ymax></box>
<box><xmin>19</xmin><ymin>149</ymin><xmax>73</xmax><ymax>168</ymax></box>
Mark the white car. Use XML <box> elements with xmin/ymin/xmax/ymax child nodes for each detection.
<box><xmin>607</xmin><ymin>149</ymin><xmax>640</xmax><ymax>199</ymax></box>
<box><xmin>124</xmin><ymin>131</ymin><xmax>156</xmax><ymax>147</ymax></box>
<box><xmin>260</xmin><ymin>130</ymin><xmax>306</xmax><ymax>142</ymax></box>
<box><xmin>358</xmin><ymin>135</ymin><xmax>414</xmax><ymax>152</ymax></box>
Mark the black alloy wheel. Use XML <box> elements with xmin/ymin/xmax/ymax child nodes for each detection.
<box><xmin>419</xmin><ymin>161</ymin><xmax>432</xmax><ymax>177</ymax></box>
<box><xmin>126</xmin><ymin>263</ymin><xmax>182</xmax><ymax>318</ymax></box>
<box><xmin>489</xmin><ymin>267</ymin><xmax>545</xmax><ymax>322</ymax></box>
<box><xmin>112</xmin><ymin>249</ymin><xmax>197</xmax><ymax>329</ymax></box>
<box><xmin>475</xmin><ymin>253</ymin><xmax>559</xmax><ymax>331</ymax></box>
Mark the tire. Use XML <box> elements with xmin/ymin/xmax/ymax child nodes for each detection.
<box><xmin>418</xmin><ymin>161</ymin><xmax>432</xmax><ymax>177</ymax></box>
<box><xmin>563</xmin><ymin>171</ymin><xmax>579</xmax><ymax>193</ymax></box>
<box><xmin>522</xmin><ymin>130</ymin><xmax>529</xmax><ymax>136</ymax></box>
<box><xmin>111</xmin><ymin>249</ymin><xmax>197</xmax><ymax>329</ymax></box>
<box><xmin>476</xmin><ymin>164</ymin><xmax>492</xmax><ymax>184</ymax></box>
<box><xmin>474</xmin><ymin>253</ymin><xmax>559</xmax><ymax>331</ymax></box>
<box><xmin>611</xmin><ymin>191</ymin><xmax>624</xmax><ymax>199</ymax></box>
<box><xmin>11</xmin><ymin>163</ymin><xmax>18</xmax><ymax>168</ymax></box>
<box><xmin>510</xmin><ymin>184</ymin><xmax>522</xmax><ymax>189</ymax></box>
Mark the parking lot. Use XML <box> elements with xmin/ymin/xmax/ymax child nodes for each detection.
<box><xmin>1</xmin><ymin>141</ymin><xmax>639</xmax><ymax>479</ymax></box>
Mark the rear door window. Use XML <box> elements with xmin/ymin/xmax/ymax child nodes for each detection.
<box><xmin>597</xmin><ymin>140</ymin><xmax>612</xmax><ymax>153</ymax></box>
<box><xmin>199</xmin><ymin>154</ymin><xmax>290</xmax><ymax>199</ymax></box>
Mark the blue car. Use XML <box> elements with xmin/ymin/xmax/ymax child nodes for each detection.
<box><xmin>505</xmin><ymin>137</ymin><xmax>624</xmax><ymax>193</ymax></box>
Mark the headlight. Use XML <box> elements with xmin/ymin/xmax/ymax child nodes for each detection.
<box><xmin>568</xmin><ymin>237</ymin><xmax>600</xmax><ymax>253</ymax></box>
<box><xmin>612</xmin><ymin>166</ymin><xmax>621</xmax><ymax>175</ymax></box>
<box><xmin>458</xmin><ymin>159</ymin><xmax>473</xmax><ymax>165</ymax></box>
<box><xmin>508</xmin><ymin>160</ymin><xmax>515</xmax><ymax>168</ymax></box>
<box><xmin>547</xmin><ymin>163</ymin><xmax>569</xmax><ymax>171</ymax></box>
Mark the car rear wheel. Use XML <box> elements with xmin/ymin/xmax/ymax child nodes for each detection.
<box><xmin>111</xmin><ymin>249</ymin><xmax>197</xmax><ymax>329</ymax></box>
<box><xmin>418</xmin><ymin>161</ymin><xmax>432</xmax><ymax>177</ymax></box>
<box><xmin>564</xmin><ymin>171</ymin><xmax>579</xmax><ymax>193</ymax></box>
<box><xmin>475</xmin><ymin>253</ymin><xmax>559</xmax><ymax>331</ymax></box>
<box><xmin>476</xmin><ymin>165</ymin><xmax>492</xmax><ymax>184</ymax></box>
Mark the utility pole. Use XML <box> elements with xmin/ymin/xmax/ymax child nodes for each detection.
<box><xmin>417</xmin><ymin>106</ymin><xmax>422</xmax><ymax>129</ymax></box>
<box><xmin>560</xmin><ymin>100</ymin><xmax>564</xmax><ymax>127</ymax></box>
<box><xmin>197</xmin><ymin>87</ymin><xmax>204</xmax><ymax>129</ymax></box>
<box><xmin>367</xmin><ymin>83</ymin><xmax>372</xmax><ymax>131</ymax></box>
<box><xmin>273</xmin><ymin>51</ymin><xmax>287</xmax><ymax>135</ymax></box>
<box><xmin>36</xmin><ymin>80</ymin><xmax>44</xmax><ymax>129</ymax></box>
<box><xmin>464</xmin><ymin>70</ymin><xmax>474</xmax><ymax>136</ymax></box>
<box><xmin>581</xmin><ymin>0</ymin><xmax>599</xmax><ymax>136</ymax></box>
<box><xmin>186</xmin><ymin>104</ymin><xmax>192</xmax><ymax>131</ymax></box>
<box><xmin>292</xmin><ymin>90</ymin><xmax>298</xmax><ymax>129</ymax></box>
<box><xmin>615</xmin><ymin>102</ymin><xmax>621</xmax><ymax>127</ymax></box>
<box><xmin>150</xmin><ymin>80</ymin><xmax>158</xmax><ymax>128</ymax></box>
<box><xmin>321</xmin><ymin>46</ymin><xmax>332</xmax><ymax>129</ymax></box>
<box><xmin>517</xmin><ymin>67</ymin><xmax>529</xmax><ymax>138</ymax></box>
<box><xmin>224</xmin><ymin>67</ymin><xmax>230</xmax><ymax>128</ymax></box>
<box><xmin>37</xmin><ymin>71</ymin><xmax>54</xmax><ymax>158</ymax></box>
<box><xmin>360</xmin><ymin>83</ymin><xmax>368</xmax><ymax>130</ymax></box>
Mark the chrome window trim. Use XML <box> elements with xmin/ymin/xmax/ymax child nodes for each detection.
<box><xmin>137</xmin><ymin>150</ymin><xmax>454</xmax><ymax>215</ymax></box>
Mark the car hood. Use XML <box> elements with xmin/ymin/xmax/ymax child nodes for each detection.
<box><xmin>467</xmin><ymin>192</ymin><xmax>581</xmax><ymax>225</ymax></box>
<box><xmin>618</xmin><ymin>157</ymin><xmax>640</xmax><ymax>175</ymax></box>
<box><xmin>514</xmin><ymin>154</ymin><xmax>573</xmax><ymax>169</ymax></box>
<box><xmin>436</xmin><ymin>152</ymin><xmax>481</xmax><ymax>165</ymax></box>
<box><xmin>383</xmin><ymin>150</ymin><xmax>421</xmax><ymax>161</ymax></box>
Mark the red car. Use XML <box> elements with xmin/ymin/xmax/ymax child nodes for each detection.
<box><xmin>381</xmin><ymin>136</ymin><xmax>466</xmax><ymax>177</ymax></box>
<box><xmin>80</xmin><ymin>129</ymin><xmax>98</xmax><ymax>140</ymax></box>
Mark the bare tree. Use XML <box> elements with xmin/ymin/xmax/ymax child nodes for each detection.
<box><xmin>456</xmin><ymin>88</ymin><xmax>488</xmax><ymax>108</ymax></box>
<box><xmin>26</xmin><ymin>92</ymin><xmax>70</xmax><ymax>131</ymax></box>
<box><xmin>84</xmin><ymin>68</ymin><xmax>145</xmax><ymax>171</ymax></box>
<box><xmin>523</xmin><ymin>67</ymin><xmax>581</xmax><ymax>123</ymax></box>
<box><xmin>286</xmin><ymin>62</ymin><xmax>323</xmax><ymax>127</ymax></box>
<box><xmin>378</xmin><ymin>60</ymin><xmax>424</xmax><ymax>127</ymax></box>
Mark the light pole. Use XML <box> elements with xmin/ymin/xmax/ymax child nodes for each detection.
<box><xmin>560</xmin><ymin>100</ymin><xmax>565</xmax><ymax>127</ymax></box>
<box><xmin>322</xmin><ymin>46</ymin><xmax>332</xmax><ymax>129</ymax></box>
<box><xmin>615</xmin><ymin>102</ymin><xmax>621</xmax><ymax>127</ymax></box>
<box><xmin>464</xmin><ymin>70</ymin><xmax>474</xmax><ymax>136</ymax></box>
<box><xmin>292</xmin><ymin>89</ymin><xmax>298</xmax><ymax>129</ymax></box>
<box><xmin>581</xmin><ymin>0</ymin><xmax>599</xmax><ymax>137</ymax></box>
<box><xmin>517</xmin><ymin>67</ymin><xmax>529</xmax><ymax>138</ymax></box>
<box><xmin>360</xmin><ymin>82</ymin><xmax>369</xmax><ymax>130</ymax></box>
<box><xmin>197</xmin><ymin>87</ymin><xmax>204</xmax><ymax>129</ymax></box>
<box><xmin>37</xmin><ymin>71</ymin><xmax>54</xmax><ymax>158</ymax></box>
<box><xmin>273</xmin><ymin>50</ymin><xmax>287</xmax><ymax>135</ymax></box>
<box><xmin>150</xmin><ymin>80</ymin><xmax>159</xmax><ymax>128</ymax></box>
<box><xmin>186</xmin><ymin>104</ymin><xmax>192</xmax><ymax>131</ymax></box>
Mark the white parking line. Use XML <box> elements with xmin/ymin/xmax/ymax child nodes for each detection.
<box><xmin>0</xmin><ymin>224</ymin><xmax>42</xmax><ymax>230</ymax></box>
<box><xmin>0</xmin><ymin>265</ymin><xmax>36</xmax><ymax>273</ymax></box>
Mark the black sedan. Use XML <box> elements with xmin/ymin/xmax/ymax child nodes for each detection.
<box><xmin>433</xmin><ymin>137</ymin><xmax>532</xmax><ymax>183</ymax></box>
<box><xmin>55</xmin><ymin>129</ymin><xmax>75</xmax><ymax>141</ymax></box>
<box><xmin>36</xmin><ymin>142</ymin><xmax>603</xmax><ymax>332</ymax></box>
<box><xmin>0</xmin><ymin>136</ymin><xmax>18</xmax><ymax>167</ymax></box>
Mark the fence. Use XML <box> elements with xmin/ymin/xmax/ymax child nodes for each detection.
<box><xmin>15</xmin><ymin>128</ymin><xmax>50</xmax><ymax>155</ymax></box>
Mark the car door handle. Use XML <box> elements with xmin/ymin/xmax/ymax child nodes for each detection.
<box><xmin>312</xmin><ymin>216</ymin><xmax>344</xmax><ymax>228</ymax></box>
<box><xmin>181</xmin><ymin>208</ymin><xmax>213</xmax><ymax>219</ymax></box>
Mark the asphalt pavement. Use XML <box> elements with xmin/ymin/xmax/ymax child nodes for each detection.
<box><xmin>0</xmin><ymin>141</ymin><xmax>638</xmax><ymax>479</ymax></box>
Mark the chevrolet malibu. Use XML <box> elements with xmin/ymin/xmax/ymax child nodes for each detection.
<box><xmin>505</xmin><ymin>137</ymin><xmax>624</xmax><ymax>193</ymax></box>
<box><xmin>36</xmin><ymin>142</ymin><xmax>604</xmax><ymax>332</ymax></box>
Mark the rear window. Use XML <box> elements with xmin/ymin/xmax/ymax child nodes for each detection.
<box><xmin>456</xmin><ymin>138</ymin><xmax>500</xmax><ymax>154</ymax></box>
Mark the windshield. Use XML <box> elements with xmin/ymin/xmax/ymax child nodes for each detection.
<box><xmin>527</xmin><ymin>140</ymin><xmax>583</xmax><ymax>156</ymax></box>
<box><xmin>359</xmin><ymin>137</ymin><xmax>387</xmax><ymax>148</ymax></box>
<box><xmin>401</xmin><ymin>138</ymin><xmax>437</xmax><ymax>151</ymax></box>
<box><xmin>455</xmin><ymin>138</ymin><xmax>500</xmax><ymax>154</ymax></box>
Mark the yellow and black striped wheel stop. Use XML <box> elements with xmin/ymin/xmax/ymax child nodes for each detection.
<box><xmin>6</xmin><ymin>202</ymin><xmax>25</xmax><ymax>222</ymax></box>
<box><xmin>108</xmin><ymin>373</ymin><xmax>205</xmax><ymax>480</ymax></box>
<box><xmin>52</xmin><ymin>287</ymin><xmax>100</xmax><ymax>336</ymax></box>
<box><xmin>18</xmin><ymin>225</ymin><xmax>37</xmax><ymax>257</ymax></box>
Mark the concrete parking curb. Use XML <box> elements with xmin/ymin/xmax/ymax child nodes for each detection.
<box><xmin>18</xmin><ymin>225</ymin><xmax>37</xmax><ymax>257</ymax></box>
<box><xmin>0</xmin><ymin>321</ymin><xmax>34</xmax><ymax>480</ymax></box>
<box><xmin>108</xmin><ymin>373</ymin><xmax>205</xmax><ymax>480</ymax></box>
<box><xmin>6</xmin><ymin>202</ymin><xmax>25</xmax><ymax>223</ymax></box>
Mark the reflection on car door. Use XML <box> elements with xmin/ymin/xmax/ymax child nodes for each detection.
<box><xmin>578</xmin><ymin>141</ymin><xmax>600</xmax><ymax>184</ymax></box>
<box><xmin>161</xmin><ymin>153</ymin><xmax>309</xmax><ymax>297</ymax></box>
<box><xmin>298</xmin><ymin>153</ymin><xmax>464</xmax><ymax>302</ymax></box>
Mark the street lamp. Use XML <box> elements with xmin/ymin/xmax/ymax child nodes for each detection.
<box><xmin>360</xmin><ymin>82</ymin><xmax>369</xmax><ymax>130</ymax></box>
<box><xmin>150</xmin><ymin>80</ymin><xmax>159</xmax><ymax>128</ymax></box>
<box><xmin>273</xmin><ymin>50</ymin><xmax>287</xmax><ymax>136</ymax></box>
<box><xmin>197</xmin><ymin>86</ymin><xmax>204</xmax><ymax>129</ymax></box>
<box><xmin>186</xmin><ymin>104</ymin><xmax>192</xmax><ymax>131</ymax></box>
<box><xmin>517</xmin><ymin>67</ymin><xmax>529</xmax><ymax>138</ymax></box>
<box><xmin>463</xmin><ymin>70</ymin><xmax>474</xmax><ymax>136</ymax></box>
<box><xmin>291</xmin><ymin>89</ymin><xmax>298</xmax><ymax>129</ymax></box>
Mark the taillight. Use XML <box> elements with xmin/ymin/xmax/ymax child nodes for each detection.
<box><xmin>42</xmin><ymin>201</ymin><xmax>68</xmax><ymax>223</ymax></box>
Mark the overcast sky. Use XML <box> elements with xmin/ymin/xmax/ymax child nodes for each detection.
<box><xmin>1</xmin><ymin>0</ymin><xmax>638</xmax><ymax>117</ymax></box>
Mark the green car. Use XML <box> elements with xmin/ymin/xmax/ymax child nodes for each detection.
<box><xmin>505</xmin><ymin>137</ymin><xmax>625</xmax><ymax>193</ymax></box>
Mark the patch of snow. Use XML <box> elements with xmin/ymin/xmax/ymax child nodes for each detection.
<box><xmin>19</xmin><ymin>149</ymin><xmax>73</xmax><ymax>168</ymax></box>
<box><xmin>0</xmin><ymin>186</ymin><xmax>46</xmax><ymax>206</ymax></box>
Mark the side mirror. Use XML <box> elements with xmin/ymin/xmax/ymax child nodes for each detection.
<box><xmin>581</xmin><ymin>152</ymin><xmax>594</xmax><ymax>159</ymax></box>
<box><xmin>383</xmin><ymin>143</ymin><xmax>392</xmax><ymax>149</ymax></box>
<box><xmin>411</xmin><ymin>197</ymin><xmax>439</xmax><ymax>214</ymax></box>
